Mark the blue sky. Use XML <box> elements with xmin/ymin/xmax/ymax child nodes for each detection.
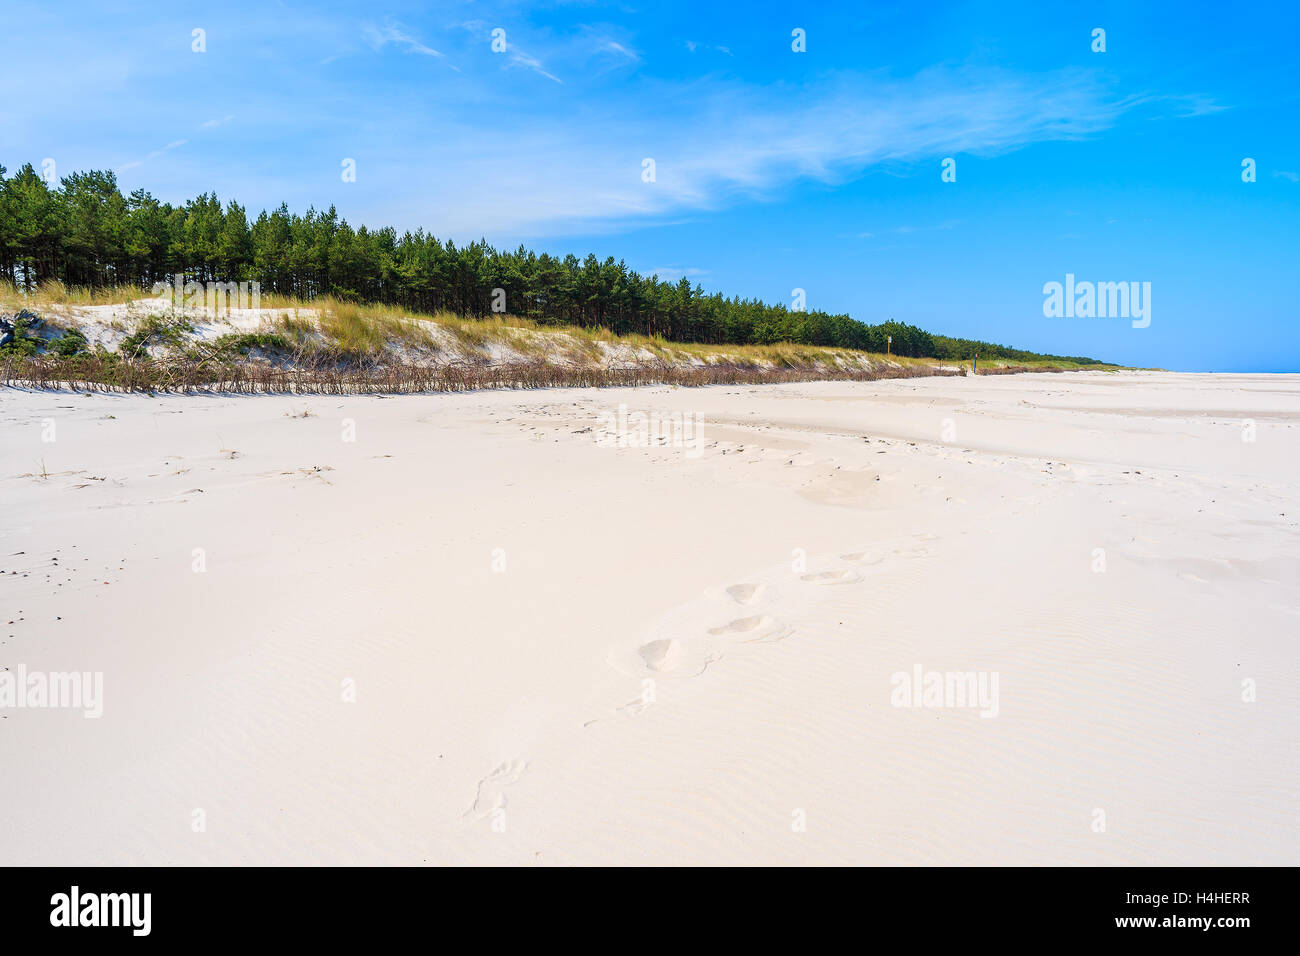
<box><xmin>3</xmin><ymin>0</ymin><xmax>1298</xmax><ymax>370</ymax></box>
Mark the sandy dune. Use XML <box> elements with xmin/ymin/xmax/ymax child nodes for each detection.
<box><xmin>1</xmin><ymin>371</ymin><xmax>1297</xmax><ymax>865</ymax></box>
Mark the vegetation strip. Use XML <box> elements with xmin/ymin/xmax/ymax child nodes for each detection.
<box><xmin>0</xmin><ymin>163</ymin><xmax>1106</xmax><ymax>366</ymax></box>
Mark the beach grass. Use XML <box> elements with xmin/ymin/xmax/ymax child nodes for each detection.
<box><xmin>3</xmin><ymin>280</ymin><xmax>1125</xmax><ymax>383</ymax></box>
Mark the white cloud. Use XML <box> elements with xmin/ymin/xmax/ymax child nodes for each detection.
<box><xmin>455</xmin><ymin>20</ymin><xmax>563</xmax><ymax>83</ymax></box>
<box><xmin>115</xmin><ymin>138</ymin><xmax>188</xmax><ymax>173</ymax></box>
<box><xmin>646</xmin><ymin>266</ymin><xmax>709</xmax><ymax>281</ymax></box>
<box><xmin>370</xmin><ymin>66</ymin><xmax>1157</xmax><ymax>237</ymax></box>
<box><xmin>599</xmin><ymin>39</ymin><xmax>639</xmax><ymax>62</ymax></box>
<box><xmin>364</xmin><ymin>22</ymin><xmax>444</xmax><ymax>58</ymax></box>
<box><xmin>684</xmin><ymin>40</ymin><xmax>732</xmax><ymax>56</ymax></box>
<box><xmin>508</xmin><ymin>48</ymin><xmax>562</xmax><ymax>84</ymax></box>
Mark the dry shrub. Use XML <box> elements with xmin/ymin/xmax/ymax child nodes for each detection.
<box><xmin>2</xmin><ymin>354</ymin><xmax>966</xmax><ymax>395</ymax></box>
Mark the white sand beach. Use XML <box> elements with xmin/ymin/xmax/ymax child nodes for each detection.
<box><xmin>1</xmin><ymin>371</ymin><xmax>1297</xmax><ymax>865</ymax></box>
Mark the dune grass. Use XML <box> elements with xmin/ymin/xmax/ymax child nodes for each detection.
<box><xmin>3</xmin><ymin>282</ymin><xmax>914</xmax><ymax>368</ymax></box>
<box><xmin>953</xmin><ymin>356</ymin><xmax>1125</xmax><ymax>373</ymax></box>
<box><xmin>3</xmin><ymin>352</ymin><xmax>968</xmax><ymax>394</ymax></box>
<box><xmin>5</xmin><ymin>280</ymin><xmax>1126</xmax><ymax>375</ymax></box>
<box><xmin>1</xmin><ymin>279</ymin><xmax>149</xmax><ymax>311</ymax></box>
<box><xmin>313</xmin><ymin>300</ymin><xmax>437</xmax><ymax>357</ymax></box>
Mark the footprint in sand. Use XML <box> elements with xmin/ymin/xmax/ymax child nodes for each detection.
<box><xmin>583</xmin><ymin>694</ymin><xmax>653</xmax><ymax>727</ymax></box>
<box><xmin>707</xmin><ymin>615</ymin><xmax>792</xmax><ymax>643</ymax></box>
<box><xmin>800</xmin><ymin>569</ymin><xmax>862</xmax><ymax>585</ymax></box>
<box><xmin>708</xmin><ymin>614</ymin><xmax>765</xmax><ymax>634</ymax></box>
<box><xmin>840</xmin><ymin>552</ymin><xmax>886</xmax><ymax>565</ymax></box>
<box><xmin>467</xmin><ymin>758</ymin><xmax>528</xmax><ymax>817</ymax></box>
<box><xmin>616</xmin><ymin>695</ymin><xmax>653</xmax><ymax>717</ymax></box>
<box><xmin>638</xmin><ymin>638</ymin><xmax>682</xmax><ymax>672</ymax></box>
<box><xmin>725</xmin><ymin>583</ymin><xmax>763</xmax><ymax>605</ymax></box>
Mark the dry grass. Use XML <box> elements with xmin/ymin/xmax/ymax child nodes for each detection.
<box><xmin>1</xmin><ymin>280</ymin><xmax>148</xmax><ymax>311</ymax></box>
<box><xmin>270</xmin><ymin>311</ymin><xmax>318</xmax><ymax>346</ymax></box>
<box><xmin>19</xmin><ymin>283</ymin><xmax>1116</xmax><ymax>378</ymax></box>
<box><xmin>236</xmin><ymin>298</ymin><xmax>440</xmax><ymax>358</ymax></box>
<box><xmin>314</xmin><ymin>300</ymin><xmax>436</xmax><ymax>357</ymax></box>
<box><xmin>2</xmin><ymin>353</ymin><xmax>966</xmax><ymax>394</ymax></box>
<box><xmin>960</xmin><ymin>357</ymin><xmax>1123</xmax><ymax>373</ymax></box>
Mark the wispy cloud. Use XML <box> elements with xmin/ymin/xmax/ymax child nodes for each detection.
<box><xmin>116</xmin><ymin>138</ymin><xmax>188</xmax><ymax>173</ymax></box>
<box><xmin>684</xmin><ymin>40</ymin><xmax>733</xmax><ymax>56</ymax></box>
<box><xmin>368</xmin><ymin>66</ymin><xmax>1165</xmax><ymax>237</ymax></box>
<box><xmin>115</xmin><ymin>113</ymin><xmax>242</xmax><ymax>173</ymax></box>
<box><xmin>646</xmin><ymin>266</ymin><xmax>709</xmax><ymax>280</ymax></box>
<box><xmin>456</xmin><ymin>20</ymin><xmax>563</xmax><ymax>83</ymax></box>
<box><xmin>597</xmin><ymin>38</ymin><xmax>639</xmax><ymax>63</ymax></box>
<box><xmin>894</xmin><ymin>220</ymin><xmax>960</xmax><ymax>235</ymax></box>
<box><xmin>848</xmin><ymin>220</ymin><xmax>959</xmax><ymax>240</ymax></box>
<box><xmin>508</xmin><ymin>48</ymin><xmax>562</xmax><ymax>84</ymax></box>
<box><xmin>364</xmin><ymin>21</ymin><xmax>444</xmax><ymax>58</ymax></box>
